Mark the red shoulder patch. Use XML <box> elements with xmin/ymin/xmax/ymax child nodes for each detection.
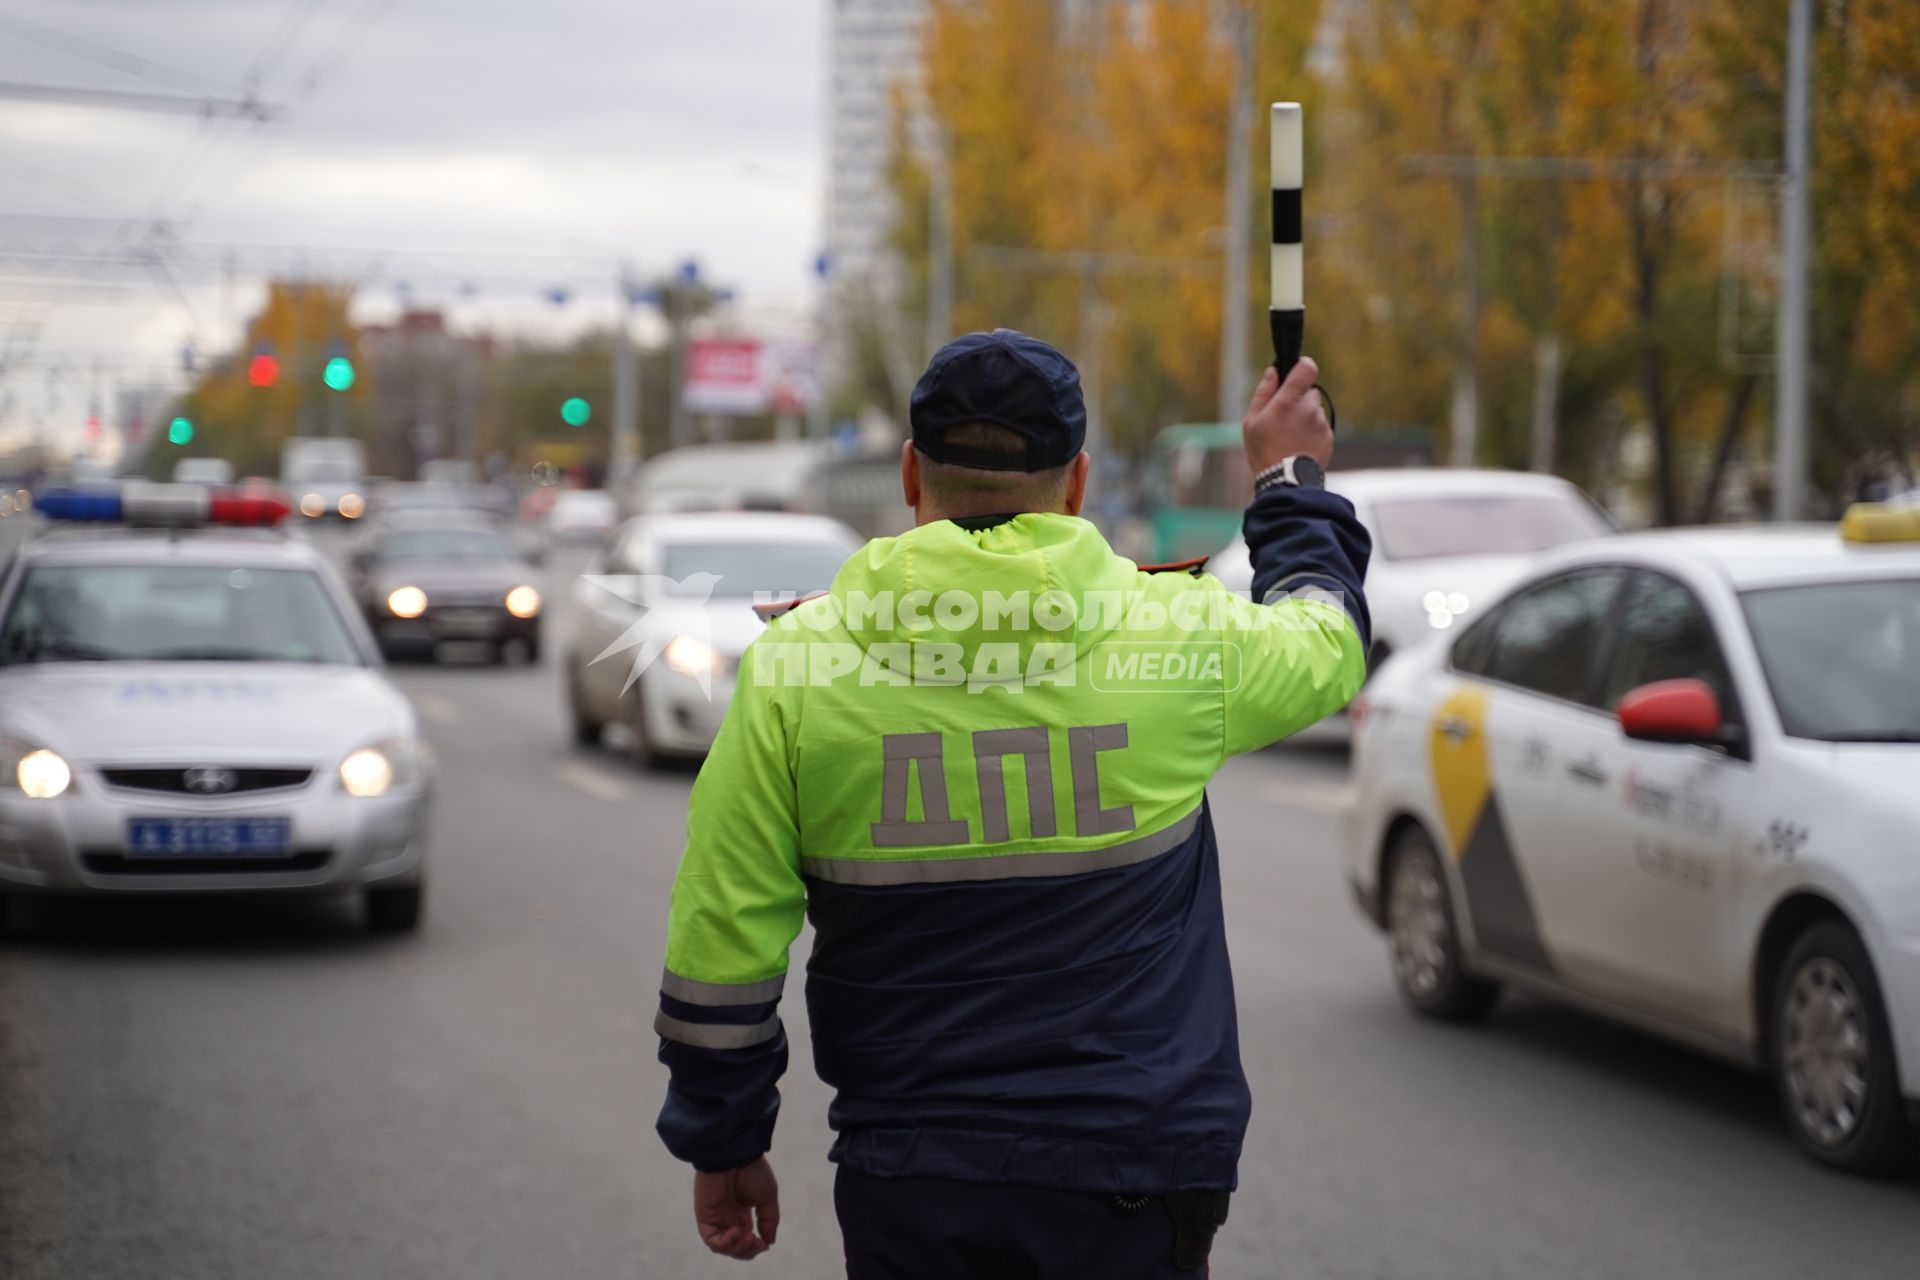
<box><xmin>1136</xmin><ymin>555</ymin><xmax>1210</xmax><ymax>576</ymax></box>
<box><xmin>752</xmin><ymin>591</ymin><xmax>829</xmax><ymax>621</ymax></box>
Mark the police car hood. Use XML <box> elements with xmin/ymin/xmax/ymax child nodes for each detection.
<box><xmin>833</xmin><ymin>513</ymin><xmax>1133</xmax><ymax>663</ymax></box>
<box><xmin>0</xmin><ymin>664</ymin><xmax>415</xmax><ymax>764</ymax></box>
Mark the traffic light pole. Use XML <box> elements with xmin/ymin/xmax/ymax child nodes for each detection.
<box><xmin>611</xmin><ymin>265</ymin><xmax>640</xmax><ymax>486</ymax></box>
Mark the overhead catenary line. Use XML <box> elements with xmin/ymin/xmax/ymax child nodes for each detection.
<box><xmin>0</xmin><ymin>12</ymin><xmax>247</xmax><ymax>98</ymax></box>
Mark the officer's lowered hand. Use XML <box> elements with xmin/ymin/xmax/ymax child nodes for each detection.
<box><xmin>693</xmin><ymin>1156</ymin><xmax>781</xmax><ymax>1261</ymax></box>
<box><xmin>1242</xmin><ymin>355</ymin><xmax>1332</xmax><ymax>477</ymax></box>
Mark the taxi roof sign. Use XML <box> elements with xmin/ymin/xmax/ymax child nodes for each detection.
<box><xmin>1840</xmin><ymin>502</ymin><xmax>1920</xmax><ymax>545</ymax></box>
<box><xmin>35</xmin><ymin>482</ymin><xmax>289</xmax><ymax>528</ymax></box>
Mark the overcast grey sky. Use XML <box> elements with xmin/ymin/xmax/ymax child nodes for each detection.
<box><xmin>0</xmin><ymin>0</ymin><xmax>828</xmax><ymax>443</ymax></box>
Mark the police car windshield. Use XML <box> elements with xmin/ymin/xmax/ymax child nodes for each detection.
<box><xmin>1744</xmin><ymin>578</ymin><xmax>1920</xmax><ymax>742</ymax></box>
<box><xmin>1371</xmin><ymin>495</ymin><xmax>1609</xmax><ymax>561</ymax></box>
<box><xmin>659</xmin><ymin>541</ymin><xmax>850</xmax><ymax>598</ymax></box>
<box><xmin>0</xmin><ymin>565</ymin><xmax>363</xmax><ymax>666</ymax></box>
<box><xmin>377</xmin><ymin>530</ymin><xmax>513</xmax><ymax>562</ymax></box>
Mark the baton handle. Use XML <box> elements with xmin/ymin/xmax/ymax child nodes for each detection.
<box><xmin>1267</xmin><ymin>306</ymin><xmax>1335</xmax><ymax>433</ymax></box>
<box><xmin>1269</xmin><ymin>307</ymin><xmax>1303</xmax><ymax>380</ymax></box>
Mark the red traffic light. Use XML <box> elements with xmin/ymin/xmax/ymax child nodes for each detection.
<box><xmin>248</xmin><ymin>354</ymin><xmax>280</xmax><ymax>387</ymax></box>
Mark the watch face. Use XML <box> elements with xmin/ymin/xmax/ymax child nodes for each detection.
<box><xmin>1289</xmin><ymin>457</ymin><xmax>1326</xmax><ymax>488</ymax></box>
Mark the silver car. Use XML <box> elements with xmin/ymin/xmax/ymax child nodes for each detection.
<box><xmin>563</xmin><ymin>511</ymin><xmax>859</xmax><ymax>766</ymax></box>
<box><xmin>0</xmin><ymin>529</ymin><xmax>430</xmax><ymax>932</ymax></box>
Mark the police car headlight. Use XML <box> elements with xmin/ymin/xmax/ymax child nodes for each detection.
<box><xmin>339</xmin><ymin>739</ymin><xmax>426</xmax><ymax>798</ymax></box>
<box><xmin>338</xmin><ymin>493</ymin><xmax>365</xmax><ymax>519</ymax></box>
<box><xmin>504</xmin><ymin>585</ymin><xmax>541</xmax><ymax>619</ymax></box>
<box><xmin>665</xmin><ymin>635</ymin><xmax>719</xmax><ymax>677</ymax></box>
<box><xmin>387</xmin><ymin>586</ymin><xmax>428</xmax><ymax>618</ymax></box>
<box><xmin>2</xmin><ymin>741</ymin><xmax>73</xmax><ymax>799</ymax></box>
<box><xmin>299</xmin><ymin>493</ymin><xmax>326</xmax><ymax>518</ymax></box>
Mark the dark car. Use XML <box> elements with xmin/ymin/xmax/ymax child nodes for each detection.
<box><xmin>347</xmin><ymin>516</ymin><xmax>542</xmax><ymax>664</ymax></box>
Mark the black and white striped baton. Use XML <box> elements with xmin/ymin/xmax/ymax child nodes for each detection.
<box><xmin>1269</xmin><ymin>101</ymin><xmax>1334</xmax><ymax>430</ymax></box>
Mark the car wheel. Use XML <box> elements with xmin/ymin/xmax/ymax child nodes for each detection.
<box><xmin>1771</xmin><ymin>920</ymin><xmax>1913</xmax><ymax>1175</ymax></box>
<box><xmin>365</xmin><ymin>884</ymin><xmax>423</xmax><ymax>933</ymax></box>
<box><xmin>566</xmin><ymin>663</ymin><xmax>605</xmax><ymax>747</ymax></box>
<box><xmin>1385</xmin><ymin>826</ymin><xmax>1502</xmax><ymax>1021</ymax></box>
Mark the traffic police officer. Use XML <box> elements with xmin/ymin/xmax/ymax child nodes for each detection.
<box><xmin>655</xmin><ymin>329</ymin><xmax>1370</xmax><ymax>1276</ymax></box>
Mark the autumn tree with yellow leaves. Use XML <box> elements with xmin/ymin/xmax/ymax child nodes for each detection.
<box><xmin>167</xmin><ymin>281</ymin><xmax>369</xmax><ymax>478</ymax></box>
<box><xmin>885</xmin><ymin>0</ymin><xmax>1920</xmax><ymax>520</ymax></box>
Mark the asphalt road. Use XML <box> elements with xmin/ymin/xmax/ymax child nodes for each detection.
<box><xmin>3</xmin><ymin>532</ymin><xmax>1919</xmax><ymax>1278</ymax></box>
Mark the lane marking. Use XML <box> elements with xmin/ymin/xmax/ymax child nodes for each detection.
<box><xmin>554</xmin><ymin>760</ymin><xmax>632</xmax><ymax>803</ymax></box>
<box><xmin>1263</xmin><ymin>778</ymin><xmax>1355</xmax><ymax>813</ymax></box>
<box><xmin>413</xmin><ymin>693</ymin><xmax>460</xmax><ymax>725</ymax></box>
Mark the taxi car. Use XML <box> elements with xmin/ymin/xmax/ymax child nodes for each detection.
<box><xmin>0</xmin><ymin>484</ymin><xmax>430</xmax><ymax>932</ymax></box>
<box><xmin>1345</xmin><ymin>506</ymin><xmax>1920</xmax><ymax>1173</ymax></box>
<box><xmin>563</xmin><ymin>511</ymin><xmax>858</xmax><ymax>766</ymax></box>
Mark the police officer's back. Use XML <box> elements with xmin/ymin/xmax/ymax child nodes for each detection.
<box><xmin>656</xmin><ymin>330</ymin><xmax>1370</xmax><ymax>1276</ymax></box>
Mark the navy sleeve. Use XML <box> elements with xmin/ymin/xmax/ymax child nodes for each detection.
<box><xmin>655</xmin><ymin>991</ymin><xmax>789</xmax><ymax>1173</ymax></box>
<box><xmin>1241</xmin><ymin>483</ymin><xmax>1373</xmax><ymax>656</ymax></box>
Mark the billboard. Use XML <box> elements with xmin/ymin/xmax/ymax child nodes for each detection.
<box><xmin>682</xmin><ymin>339</ymin><xmax>818</xmax><ymax>416</ymax></box>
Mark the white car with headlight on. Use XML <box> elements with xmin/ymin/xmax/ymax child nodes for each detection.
<box><xmin>1344</xmin><ymin>504</ymin><xmax>1920</xmax><ymax>1174</ymax></box>
<box><xmin>563</xmin><ymin>511</ymin><xmax>859</xmax><ymax>766</ymax></box>
<box><xmin>0</xmin><ymin>489</ymin><xmax>430</xmax><ymax>933</ymax></box>
<box><xmin>1211</xmin><ymin>468</ymin><xmax>1614</xmax><ymax>667</ymax></box>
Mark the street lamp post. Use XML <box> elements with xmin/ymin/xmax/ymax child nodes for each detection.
<box><xmin>1772</xmin><ymin>0</ymin><xmax>1812</xmax><ymax>521</ymax></box>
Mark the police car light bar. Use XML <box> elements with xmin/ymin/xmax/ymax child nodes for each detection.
<box><xmin>34</xmin><ymin>482</ymin><xmax>290</xmax><ymax>528</ymax></box>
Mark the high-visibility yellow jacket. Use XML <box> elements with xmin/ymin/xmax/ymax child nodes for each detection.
<box><xmin>657</xmin><ymin>487</ymin><xmax>1370</xmax><ymax>1191</ymax></box>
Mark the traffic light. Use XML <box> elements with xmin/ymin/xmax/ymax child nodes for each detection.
<box><xmin>167</xmin><ymin>416</ymin><xmax>193</xmax><ymax>445</ymax></box>
<box><xmin>248</xmin><ymin>353</ymin><xmax>280</xmax><ymax>387</ymax></box>
<box><xmin>323</xmin><ymin>356</ymin><xmax>355</xmax><ymax>392</ymax></box>
<box><xmin>561</xmin><ymin>396</ymin><xmax>591</xmax><ymax>427</ymax></box>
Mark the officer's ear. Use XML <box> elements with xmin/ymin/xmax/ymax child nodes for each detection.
<box><xmin>1062</xmin><ymin>452</ymin><xmax>1091</xmax><ymax>517</ymax></box>
<box><xmin>901</xmin><ymin>440</ymin><xmax>924</xmax><ymax>514</ymax></box>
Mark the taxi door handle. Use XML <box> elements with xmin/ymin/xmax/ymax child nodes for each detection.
<box><xmin>1437</xmin><ymin>716</ymin><xmax>1474</xmax><ymax>742</ymax></box>
<box><xmin>1566</xmin><ymin>759</ymin><xmax>1608</xmax><ymax>786</ymax></box>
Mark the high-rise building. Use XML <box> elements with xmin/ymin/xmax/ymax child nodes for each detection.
<box><xmin>824</xmin><ymin>0</ymin><xmax>927</xmax><ymax>305</ymax></box>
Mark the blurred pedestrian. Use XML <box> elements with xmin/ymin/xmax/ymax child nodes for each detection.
<box><xmin>654</xmin><ymin>329</ymin><xmax>1371</xmax><ymax>1276</ymax></box>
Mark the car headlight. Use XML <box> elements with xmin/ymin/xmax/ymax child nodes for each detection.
<box><xmin>338</xmin><ymin>492</ymin><xmax>365</xmax><ymax>519</ymax></box>
<box><xmin>1</xmin><ymin>739</ymin><xmax>73</xmax><ymax>799</ymax></box>
<box><xmin>299</xmin><ymin>493</ymin><xmax>326</xmax><ymax>518</ymax></box>
<box><xmin>1424</xmin><ymin>589</ymin><xmax>1471</xmax><ymax>630</ymax></box>
<box><xmin>504</xmin><ymin>585</ymin><xmax>541</xmax><ymax>619</ymax></box>
<box><xmin>665</xmin><ymin>635</ymin><xmax>719</xmax><ymax>677</ymax></box>
<box><xmin>339</xmin><ymin>739</ymin><xmax>427</xmax><ymax>798</ymax></box>
<box><xmin>387</xmin><ymin>585</ymin><xmax>428</xmax><ymax>618</ymax></box>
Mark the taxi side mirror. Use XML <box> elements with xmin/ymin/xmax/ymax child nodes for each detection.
<box><xmin>1618</xmin><ymin>679</ymin><xmax>1733</xmax><ymax>750</ymax></box>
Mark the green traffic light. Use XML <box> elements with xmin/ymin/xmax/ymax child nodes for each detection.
<box><xmin>561</xmin><ymin>396</ymin><xmax>591</xmax><ymax>427</ymax></box>
<box><xmin>167</xmin><ymin>417</ymin><xmax>193</xmax><ymax>445</ymax></box>
<box><xmin>323</xmin><ymin>356</ymin><xmax>356</xmax><ymax>391</ymax></box>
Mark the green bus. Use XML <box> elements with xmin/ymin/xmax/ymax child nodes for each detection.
<box><xmin>1142</xmin><ymin>421</ymin><xmax>1435</xmax><ymax>563</ymax></box>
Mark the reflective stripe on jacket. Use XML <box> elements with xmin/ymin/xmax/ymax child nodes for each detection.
<box><xmin>656</xmin><ymin>484</ymin><xmax>1371</xmax><ymax>1189</ymax></box>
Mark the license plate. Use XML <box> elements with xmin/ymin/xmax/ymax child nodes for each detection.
<box><xmin>434</xmin><ymin>610</ymin><xmax>499</xmax><ymax>637</ymax></box>
<box><xmin>126</xmin><ymin>817</ymin><xmax>292</xmax><ymax>858</ymax></box>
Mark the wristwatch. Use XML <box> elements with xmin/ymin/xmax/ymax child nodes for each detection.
<box><xmin>1253</xmin><ymin>455</ymin><xmax>1325</xmax><ymax>493</ymax></box>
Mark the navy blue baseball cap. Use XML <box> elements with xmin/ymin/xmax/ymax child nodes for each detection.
<box><xmin>909</xmin><ymin>329</ymin><xmax>1086</xmax><ymax>472</ymax></box>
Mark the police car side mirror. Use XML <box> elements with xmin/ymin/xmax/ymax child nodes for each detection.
<box><xmin>1618</xmin><ymin>679</ymin><xmax>1738</xmax><ymax>752</ymax></box>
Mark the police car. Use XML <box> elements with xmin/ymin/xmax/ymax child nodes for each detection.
<box><xmin>1345</xmin><ymin>505</ymin><xmax>1920</xmax><ymax>1173</ymax></box>
<box><xmin>0</xmin><ymin>484</ymin><xmax>430</xmax><ymax>932</ymax></box>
